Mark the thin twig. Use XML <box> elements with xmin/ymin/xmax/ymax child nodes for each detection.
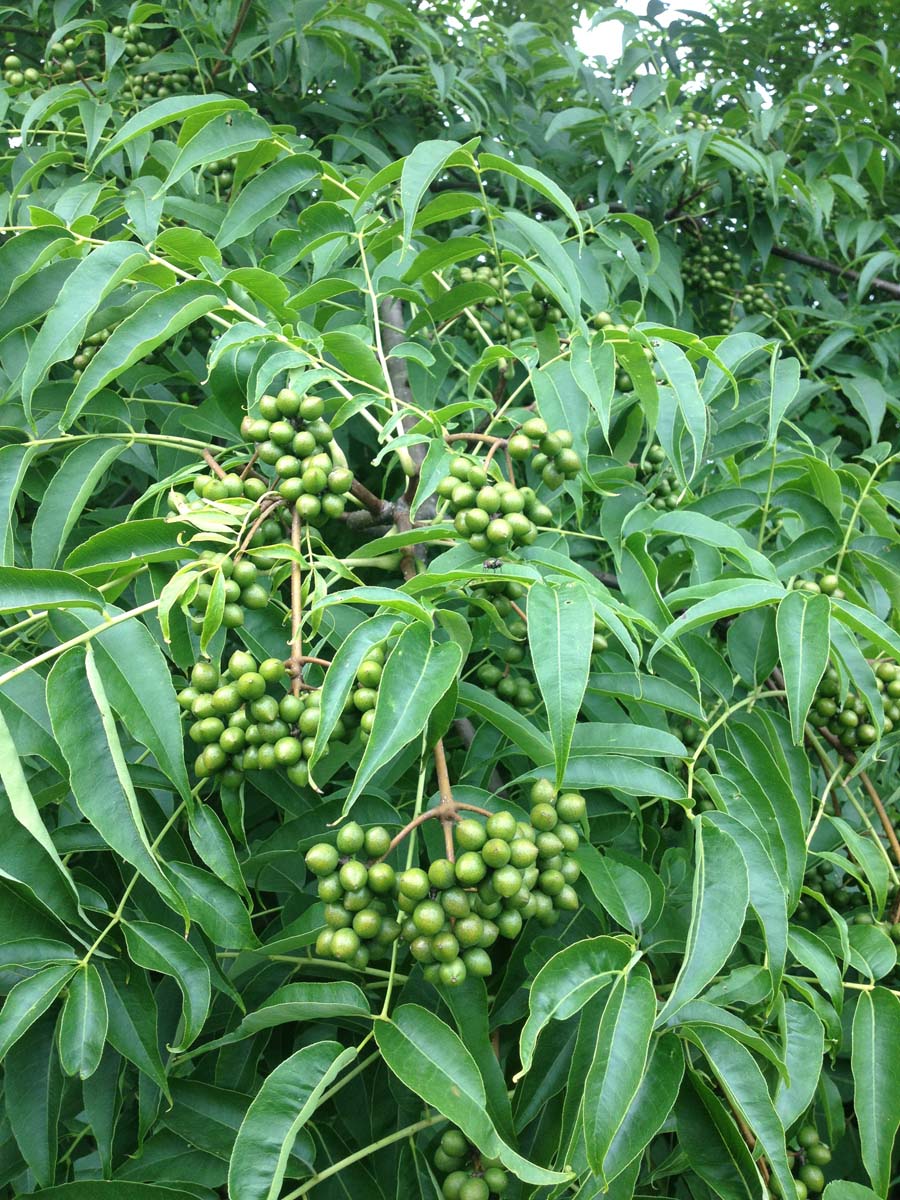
<box><xmin>202</xmin><ymin>448</ymin><xmax>227</xmax><ymax>478</ymax></box>
<box><xmin>211</xmin><ymin>0</ymin><xmax>254</xmax><ymax>76</ymax></box>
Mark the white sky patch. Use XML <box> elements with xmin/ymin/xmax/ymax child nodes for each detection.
<box><xmin>575</xmin><ymin>0</ymin><xmax>712</xmax><ymax>63</ymax></box>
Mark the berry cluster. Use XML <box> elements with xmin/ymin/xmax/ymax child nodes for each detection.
<box><xmin>790</xmin><ymin>1125</ymin><xmax>832</xmax><ymax>1197</ymax></box>
<box><xmin>305</xmin><ymin>785</ymin><xmax>584</xmax><ymax>986</ymax></box>
<box><xmin>187</xmin><ymin>550</ymin><xmax>272</xmax><ymax>632</ymax></box>
<box><xmin>682</xmin><ymin>237</ymin><xmax>741</xmax><ymax>332</ymax></box>
<box><xmin>509</xmin><ymin>416</ymin><xmax>583</xmax><ymax>488</ymax></box>
<box><xmin>811</xmin><ymin>660</ymin><xmax>900</xmax><ymax>742</ymax></box>
<box><xmin>433</xmin><ymin>1128</ymin><xmax>508</xmax><ymax>1199</ymax></box>
<box><xmin>3</xmin><ymin>37</ymin><xmax>95</xmax><ymax>94</ymax></box>
<box><xmin>206</xmin><ymin>157</ymin><xmax>239</xmax><ymax>188</ymax></box>
<box><xmin>738</xmin><ymin>276</ymin><xmax>790</xmax><ymax>316</ymax></box>
<box><xmin>636</xmin><ymin>445</ymin><xmax>680</xmax><ymax>510</ymax></box>
<box><xmin>179</xmin><ymin>652</ymin><xmax>299</xmax><ymax>787</ymax></box>
<box><xmin>590</xmin><ymin>616</ymin><xmax>609</xmax><ymax>669</ymax></box>
<box><xmin>240</xmin><ymin>390</ymin><xmax>353</xmax><ymax>526</ymax></box>
<box><xmin>437</xmin><ymin>458</ymin><xmax>548</xmax><ymax>554</ymax></box>
<box><xmin>454</xmin><ymin>266</ymin><xmax>566</xmax><ymax>347</ymax></box>
<box><xmin>72</xmin><ymin>326</ymin><xmax>113</xmax><ymax>379</ymax></box>
<box><xmin>793</xmin><ymin>573</ymin><xmax>846</xmax><ymax>600</ymax></box>
<box><xmin>307</xmin><ymin>824</ymin><xmax>401</xmax><ymax>969</ymax></box>
<box><xmin>474</xmin><ymin>658</ymin><xmax>536</xmax><ymax>710</ymax></box>
<box><xmin>351</xmin><ymin>642</ymin><xmax>386</xmax><ymax>744</ymax></box>
<box><xmin>679</xmin><ymin>109</ymin><xmax>713</xmax><ymax>131</ymax></box>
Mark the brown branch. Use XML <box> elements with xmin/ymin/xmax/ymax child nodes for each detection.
<box><xmin>203</xmin><ymin>448</ymin><xmax>227</xmax><ymax>479</ymax></box>
<box><xmin>350</xmin><ymin>479</ymin><xmax>393</xmax><ymax>520</ymax></box>
<box><xmin>233</xmin><ymin>495</ymin><xmax>284</xmax><ymax>561</ymax></box>
<box><xmin>433</xmin><ymin>739</ymin><xmax>458</xmax><ymax>862</ymax></box>
<box><xmin>771</xmin><ymin>246</ymin><xmax>900</xmax><ymax>300</ymax></box>
<box><xmin>289</xmin><ymin>510</ymin><xmax>303</xmax><ymax>698</ymax></box>
<box><xmin>239</xmin><ymin>449</ymin><xmax>259</xmax><ymax>480</ymax></box>
<box><xmin>211</xmin><ymin>0</ymin><xmax>254</xmax><ymax>76</ymax></box>
<box><xmin>509</xmin><ymin>601</ymin><xmax>527</xmax><ymax>624</ymax></box>
<box><xmin>285</xmin><ymin>654</ymin><xmax>332</xmax><ymax>670</ymax></box>
<box><xmin>817</xmin><ymin>724</ymin><xmax>900</xmax><ymax>871</ymax></box>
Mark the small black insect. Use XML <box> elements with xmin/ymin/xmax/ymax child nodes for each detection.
<box><xmin>482</xmin><ymin>558</ymin><xmax>504</xmax><ymax>571</ymax></box>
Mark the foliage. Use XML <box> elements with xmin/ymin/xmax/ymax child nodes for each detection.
<box><xmin>0</xmin><ymin>1</ymin><xmax>899</xmax><ymax>1198</ymax></box>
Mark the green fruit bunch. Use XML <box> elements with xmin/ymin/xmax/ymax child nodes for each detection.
<box><xmin>474</xmin><ymin>660</ymin><xmax>536</xmax><ymax>710</ymax></box>
<box><xmin>186</xmin><ymin>550</ymin><xmax>273</xmax><ymax>632</ymax></box>
<box><xmin>112</xmin><ymin>22</ymin><xmax>157</xmax><ymax>65</ymax></box>
<box><xmin>436</xmin><ymin>457</ymin><xmax>549</xmax><ymax>554</ymax></box>
<box><xmin>679</xmin><ymin>109</ymin><xmax>713</xmax><ymax>130</ymax></box>
<box><xmin>434</xmin><ymin>1127</ymin><xmax>508</xmax><ymax>1198</ymax></box>
<box><xmin>125</xmin><ymin>66</ymin><xmax>203</xmax><ymax>103</ymax></box>
<box><xmin>738</xmin><ymin>277</ymin><xmax>789</xmax><ymax>316</ymax></box>
<box><xmin>522</xmin><ymin>280</ymin><xmax>564</xmax><ymax>332</ymax></box>
<box><xmin>793</xmin><ymin>574</ymin><xmax>846</xmax><ymax>599</ymax></box>
<box><xmin>240</xmin><ymin>390</ymin><xmax>353</xmax><ymax>526</ymax></box>
<box><xmin>206</xmin><ymin>157</ymin><xmax>238</xmax><ymax>188</ymax></box>
<box><xmin>306</xmin><ymin>824</ymin><xmax>401</xmax><ymax>969</ymax></box>
<box><xmin>3</xmin><ymin>36</ymin><xmax>95</xmax><ymax>95</ymax></box>
<box><xmin>72</xmin><ymin>326</ymin><xmax>113</xmax><ymax>379</ymax></box>
<box><xmin>396</xmin><ymin>856</ymin><xmax>497</xmax><ymax>987</ymax></box>
<box><xmin>591</xmin><ymin>616</ymin><xmax>609</xmax><ymax>669</ymax></box>
<box><xmin>811</xmin><ymin>660</ymin><xmax>900</xmax><ymax>742</ymax></box>
<box><xmin>351</xmin><ymin>642</ymin><xmax>386</xmax><ymax>744</ymax></box>
<box><xmin>510</xmin><ymin>416</ymin><xmax>583</xmax><ymax>488</ymax></box>
<box><xmin>682</xmin><ymin>235</ymin><xmax>741</xmax><ymax>332</ymax></box>
<box><xmin>637</xmin><ymin>445</ymin><xmax>680</xmax><ymax>511</ymax></box>
<box><xmin>178</xmin><ymin>651</ymin><xmax>302</xmax><ymax>787</ymax></box>
<box><xmin>790</xmin><ymin>1125</ymin><xmax>832</xmax><ymax>1196</ymax></box>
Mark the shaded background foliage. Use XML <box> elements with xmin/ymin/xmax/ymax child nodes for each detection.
<box><xmin>0</xmin><ymin>0</ymin><xmax>899</xmax><ymax>1199</ymax></box>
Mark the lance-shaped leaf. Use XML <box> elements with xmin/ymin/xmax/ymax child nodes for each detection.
<box><xmin>47</xmin><ymin>646</ymin><xmax>184</xmax><ymax>915</ymax></box>
<box><xmin>584</xmin><ymin>964</ymin><xmax>658</xmax><ymax>1180</ymax></box>
<box><xmin>20</xmin><ymin>241</ymin><xmax>148</xmax><ymax>421</ymax></box>
<box><xmin>599</xmin><ymin>1032</ymin><xmax>685</xmax><ymax>1185</ymax></box>
<box><xmin>686</xmin><ymin>1024</ymin><xmax>795</xmax><ymax>1200</ymax></box>
<box><xmin>774</xmin><ymin>998</ymin><xmax>825</xmax><ymax>1131</ymax></box>
<box><xmin>61</xmin><ymin>281</ymin><xmax>225</xmax><ymax>429</ymax></box>
<box><xmin>32</xmin><ymin>442</ymin><xmax>125</xmax><ymax>568</ymax></box>
<box><xmin>228</xmin><ymin>1040</ymin><xmax>355</xmax><ymax>1200</ymax></box>
<box><xmin>216</xmin><ymin>154</ymin><xmax>319</xmax><ymax>247</ymax></box>
<box><xmin>851</xmin><ymin>987</ymin><xmax>900</xmax><ymax>1197</ymax></box>
<box><xmin>776</xmin><ymin>589</ymin><xmax>830</xmax><ymax>743</ymax></box>
<box><xmin>527</xmin><ymin>580</ymin><xmax>594</xmax><ymax>789</ymax></box>
<box><xmin>345</xmin><ymin>621</ymin><xmax>463</xmax><ymax>809</ymax></box>
<box><xmin>0</xmin><ymin>963</ymin><xmax>75</xmax><ymax>1061</ymax></box>
<box><xmin>123</xmin><ymin>921</ymin><xmax>211</xmax><ymax>1051</ymax></box>
<box><xmin>0</xmin><ymin>566</ymin><xmax>104</xmax><ymax>613</ymax></box>
<box><xmin>57</xmin><ymin>963</ymin><xmax>108</xmax><ymax>1079</ymax></box>
<box><xmin>400</xmin><ymin>139</ymin><xmax>471</xmax><ymax>252</ymax></box>
<box><xmin>376</xmin><ymin>1005</ymin><xmax>569</xmax><ymax>1186</ymax></box>
<box><xmin>657</xmin><ymin>820</ymin><xmax>749</xmax><ymax>1024</ymax></box>
<box><xmin>517</xmin><ymin>936</ymin><xmax>635</xmax><ymax>1078</ymax></box>
<box><xmin>676</xmin><ymin>1069</ymin><xmax>764</xmax><ymax>1200</ymax></box>
<box><xmin>308</xmin><ymin>613</ymin><xmax>399</xmax><ymax>774</ymax></box>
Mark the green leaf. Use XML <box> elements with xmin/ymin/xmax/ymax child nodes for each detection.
<box><xmin>168</xmin><ymin>861</ymin><xmax>257</xmax><ymax>949</ymax></box>
<box><xmin>527</xmin><ymin>580</ymin><xmax>594</xmax><ymax>788</ymax></box>
<box><xmin>0</xmin><ymin>444</ymin><xmax>39</xmax><ymax>564</ymax></box>
<box><xmin>479</xmin><ymin>152</ymin><xmax>582</xmax><ymax>235</ymax></box>
<box><xmin>575</xmin><ymin>844</ymin><xmax>653</xmax><ymax>933</ymax></box>
<box><xmin>98</xmin><ymin>961</ymin><xmax>169</xmax><ymax>1098</ymax></box>
<box><xmin>192</xmin><ymin>982</ymin><xmax>371</xmax><ymax>1056</ymax></box>
<box><xmin>0</xmin><ymin>707</ymin><xmax>82</xmax><ymax>922</ymax></box>
<box><xmin>688</xmin><ymin>1024</ymin><xmax>795</xmax><ymax>1200</ymax></box>
<box><xmin>774</xmin><ymin>998</ymin><xmax>825</xmax><ymax>1130</ymax></box>
<box><xmin>457</xmin><ymin>682</ymin><xmax>552</xmax><ymax>762</ymax></box>
<box><xmin>123</xmin><ymin>921</ymin><xmax>211</xmax><ymax>1051</ymax></box>
<box><xmin>652</xmin><ymin>580</ymin><xmax>785</xmax><ymax>661</ymax></box>
<box><xmin>599</xmin><ymin>1032</ymin><xmax>684</xmax><ymax>1185</ymax></box>
<box><xmin>584</xmin><ymin>964</ymin><xmax>657</xmax><ymax>1180</ymax></box>
<box><xmin>822</xmin><ymin>1185</ymin><xmax>884</xmax><ymax>1200</ymax></box>
<box><xmin>653</xmin><ymin>340</ymin><xmax>707</xmax><ymax>485</ymax></box>
<box><xmin>0</xmin><ymin>566</ymin><xmax>104</xmax><ymax>613</ymax></box>
<box><xmin>228</xmin><ymin>1040</ymin><xmax>355</xmax><ymax>1200</ymax></box>
<box><xmin>657</xmin><ymin>820</ymin><xmax>749</xmax><ymax>1023</ymax></box>
<box><xmin>46</xmin><ymin>647</ymin><xmax>184</xmax><ymax>914</ymax></box>
<box><xmin>400</xmin><ymin>139</ymin><xmax>469</xmax><ymax>252</ymax></box>
<box><xmin>19</xmin><ymin>242</ymin><xmax>148</xmax><ymax>422</ymax></box>
<box><xmin>216</xmin><ymin>155</ymin><xmax>319</xmax><ymax>248</ymax></box>
<box><xmin>345</xmin><ymin>622</ymin><xmax>463</xmax><ymax>810</ymax></box>
<box><xmin>57</xmin><ymin>963</ymin><xmax>108</xmax><ymax>1080</ymax></box>
<box><xmin>95</xmin><ymin>94</ymin><xmax>248</xmax><ymax>163</ymax></box>
<box><xmin>768</xmin><ymin>353</ymin><xmax>802</xmax><ymax>445</ymax></box>
<box><xmin>376</xmin><ymin>1005</ymin><xmax>569</xmax><ymax>1186</ymax></box>
<box><xmin>50</xmin><ymin>604</ymin><xmax>190</xmax><ymax>799</ymax></box>
<box><xmin>517</xmin><ymin>936</ymin><xmax>635</xmax><ymax>1078</ymax></box>
<box><xmin>65</xmin><ymin>519</ymin><xmax>188</xmax><ymax>573</ymax></box>
<box><xmin>776</xmin><ymin>590</ymin><xmax>830</xmax><ymax>743</ymax></box>
<box><xmin>32</xmin><ymin>441</ymin><xmax>124</xmax><ymax>568</ymax></box>
<box><xmin>649</xmin><ymin>510</ymin><xmax>780</xmax><ymax>583</ymax></box>
<box><xmin>6</xmin><ymin>1013</ymin><xmax>62</xmax><ymax>1187</ymax></box>
<box><xmin>851</xmin><ymin>987</ymin><xmax>900</xmax><ymax>1197</ymax></box>
<box><xmin>161</xmin><ymin>110</ymin><xmax>275</xmax><ymax>190</ymax></box>
<box><xmin>309</xmin><ymin>613</ymin><xmax>398</xmax><ymax>775</ymax></box>
<box><xmin>61</xmin><ymin>281</ymin><xmax>225</xmax><ymax>429</ymax></box>
<box><xmin>831</xmin><ymin>598</ymin><xmax>900</xmax><ymax>664</ymax></box>
<box><xmin>677</xmin><ymin>1070</ymin><xmax>763</xmax><ymax>1200</ymax></box>
<box><xmin>18</xmin><ymin>1182</ymin><xmax>204</xmax><ymax>1198</ymax></box>
<box><xmin>0</xmin><ymin>963</ymin><xmax>74</xmax><ymax>1060</ymax></box>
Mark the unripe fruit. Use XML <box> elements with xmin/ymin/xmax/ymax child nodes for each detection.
<box><xmin>331</xmin><ymin>928</ymin><xmax>361</xmax><ymax>960</ymax></box>
<box><xmin>305</xmin><ymin>843</ymin><xmax>339</xmax><ymax>876</ymax></box>
<box><xmin>455</xmin><ymin>851</ymin><xmax>487</xmax><ymax>885</ymax></box>
<box><xmin>805</xmin><ymin>1144</ymin><xmax>831</xmax><ymax>1166</ymax></box>
<box><xmin>336</xmin><ymin>821</ymin><xmax>365</xmax><ymax>854</ymax></box>
<box><xmin>367</xmin><ymin>862</ymin><xmax>395</xmax><ymax>894</ymax></box>
<box><xmin>429</xmin><ymin>858</ymin><xmax>457</xmax><ymax>889</ymax></box>
<box><xmin>797</xmin><ymin>1165</ymin><xmax>825</xmax><ymax>1193</ymax></box>
<box><xmin>455</xmin><ymin>819</ymin><xmax>487</xmax><ymax>850</ymax></box>
<box><xmin>481</xmin><ymin>838</ymin><xmax>511</xmax><ymax>868</ymax></box>
<box><xmin>398</xmin><ymin>867</ymin><xmax>431</xmax><ymax>899</ymax></box>
<box><xmin>485</xmin><ymin>811</ymin><xmax>517</xmax><ymax>841</ymax></box>
<box><xmin>530</xmin><ymin>778</ymin><xmax>557</xmax><ymax>805</ymax></box>
<box><xmin>557</xmin><ymin>791</ymin><xmax>586</xmax><ymax>822</ymax></box>
<box><xmin>439</xmin><ymin>959</ymin><xmax>467</xmax><ymax>987</ymax></box>
<box><xmin>339</xmin><ymin>860</ymin><xmax>368</xmax><ymax>892</ymax></box>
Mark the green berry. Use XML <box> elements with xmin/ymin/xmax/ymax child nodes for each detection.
<box><xmin>336</xmin><ymin>821</ymin><xmax>365</xmax><ymax>855</ymax></box>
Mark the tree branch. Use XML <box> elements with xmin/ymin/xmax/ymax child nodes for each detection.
<box><xmin>771</xmin><ymin>246</ymin><xmax>900</xmax><ymax>300</ymax></box>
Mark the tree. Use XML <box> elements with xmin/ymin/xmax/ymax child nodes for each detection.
<box><xmin>0</xmin><ymin>1</ymin><xmax>898</xmax><ymax>1198</ymax></box>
